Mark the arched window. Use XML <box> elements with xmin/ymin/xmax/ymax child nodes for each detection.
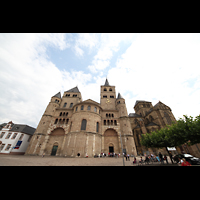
<box><xmin>111</xmin><ymin>120</ymin><xmax>113</xmax><ymax>125</ymax></box>
<box><xmin>59</xmin><ymin>119</ymin><xmax>62</xmax><ymax>124</ymax></box>
<box><xmin>112</xmin><ymin>114</ymin><xmax>114</xmax><ymax>117</ymax></box>
<box><xmin>66</xmin><ymin>112</ymin><xmax>68</xmax><ymax>116</ymax></box>
<box><xmin>70</xmin><ymin>103</ymin><xmax>73</xmax><ymax>108</ymax></box>
<box><xmin>109</xmin><ymin>113</ymin><xmax>111</xmax><ymax>117</ymax></box>
<box><xmin>106</xmin><ymin>113</ymin><xmax>108</xmax><ymax>117</ymax></box>
<box><xmin>54</xmin><ymin>119</ymin><xmax>58</xmax><ymax>124</ymax></box>
<box><xmin>109</xmin><ymin>88</ymin><xmax>112</xmax><ymax>91</ymax></box>
<box><xmin>63</xmin><ymin>103</ymin><xmax>67</xmax><ymax>107</ymax></box>
<box><xmin>94</xmin><ymin>107</ymin><xmax>97</xmax><ymax>112</ymax></box>
<box><xmin>63</xmin><ymin>112</ymin><xmax>65</xmax><ymax>116</ymax></box>
<box><xmin>81</xmin><ymin>105</ymin><xmax>84</xmax><ymax>110</ymax></box>
<box><xmin>114</xmin><ymin>120</ymin><xmax>117</xmax><ymax>125</ymax></box>
<box><xmin>66</xmin><ymin>118</ymin><xmax>69</xmax><ymax>124</ymax></box>
<box><xmin>104</xmin><ymin>120</ymin><xmax>106</xmax><ymax>125</ymax></box>
<box><xmin>107</xmin><ymin>120</ymin><xmax>110</xmax><ymax>125</ymax></box>
<box><xmin>87</xmin><ymin>105</ymin><xmax>91</xmax><ymax>110</ymax></box>
<box><xmin>104</xmin><ymin>88</ymin><xmax>107</xmax><ymax>91</ymax></box>
<box><xmin>59</xmin><ymin>112</ymin><xmax>62</xmax><ymax>116</ymax></box>
<box><xmin>81</xmin><ymin>119</ymin><xmax>87</xmax><ymax>130</ymax></box>
<box><xmin>96</xmin><ymin>122</ymin><xmax>99</xmax><ymax>133</ymax></box>
<box><xmin>164</xmin><ymin>112</ymin><xmax>172</xmax><ymax>125</ymax></box>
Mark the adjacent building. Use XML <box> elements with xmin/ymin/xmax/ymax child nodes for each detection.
<box><xmin>0</xmin><ymin>121</ymin><xmax>36</xmax><ymax>155</ymax></box>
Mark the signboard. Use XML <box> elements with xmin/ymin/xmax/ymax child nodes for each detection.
<box><xmin>167</xmin><ymin>147</ymin><xmax>176</xmax><ymax>151</ymax></box>
<box><xmin>14</xmin><ymin>140</ymin><xmax>22</xmax><ymax>149</ymax></box>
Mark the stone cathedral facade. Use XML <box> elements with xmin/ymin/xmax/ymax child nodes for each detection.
<box><xmin>25</xmin><ymin>79</ymin><xmax>177</xmax><ymax>157</ymax></box>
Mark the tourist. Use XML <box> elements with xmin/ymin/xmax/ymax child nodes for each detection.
<box><xmin>159</xmin><ymin>152</ymin><xmax>164</xmax><ymax>164</ymax></box>
<box><xmin>164</xmin><ymin>155</ymin><xmax>168</xmax><ymax>164</ymax></box>
<box><xmin>133</xmin><ymin>157</ymin><xmax>136</xmax><ymax>164</ymax></box>
<box><xmin>181</xmin><ymin>158</ymin><xmax>191</xmax><ymax>166</ymax></box>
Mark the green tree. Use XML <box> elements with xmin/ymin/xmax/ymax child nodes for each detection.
<box><xmin>140</xmin><ymin>115</ymin><xmax>200</xmax><ymax>161</ymax></box>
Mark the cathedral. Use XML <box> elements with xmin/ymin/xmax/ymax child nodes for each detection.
<box><xmin>25</xmin><ymin>78</ymin><xmax>177</xmax><ymax>157</ymax></box>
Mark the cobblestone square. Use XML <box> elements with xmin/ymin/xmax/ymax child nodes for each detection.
<box><xmin>0</xmin><ymin>155</ymin><xmax>177</xmax><ymax>166</ymax></box>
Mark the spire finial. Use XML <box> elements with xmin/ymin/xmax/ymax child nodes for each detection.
<box><xmin>104</xmin><ymin>77</ymin><xmax>110</xmax><ymax>86</ymax></box>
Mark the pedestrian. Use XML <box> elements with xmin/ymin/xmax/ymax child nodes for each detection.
<box><xmin>42</xmin><ymin>152</ymin><xmax>45</xmax><ymax>157</ymax></box>
<box><xmin>127</xmin><ymin>154</ymin><xmax>130</xmax><ymax>161</ymax></box>
<box><xmin>177</xmin><ymin>157</ymin><xmax>183</xmax><ymax>166</ymax></box>
<box><xmin>126</xmin><ymin>154</ymin><xmax>127</xmax><ymax>161</ymax></box>
<box><xmin>181</xmin><ymin>158</ymin><xmax>191</xmax><ymax>166</ymax></box>
<box><xmin>169</xmin><ymin>152</ymin><xmax>174</xmax><ymax>164</ymax></box>
<box><xmin>133</xmin><ymin>157</ymin><xmax>136</xmax><ymax>164</ymax></box>
<box><xmin>164</xmin><ymin>155</ymin><xmax>168</xmax><ymax>164</ymax></box>
<box><xmin>159</xmin><ymin>152</ymin><xmax>164</xmax><ymax>164</ymax></box>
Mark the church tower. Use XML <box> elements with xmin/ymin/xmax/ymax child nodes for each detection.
<box><xmin>100</xmin><ymin>78</ymin><xmax>116</xmax><ymax>110</ymax></box>
<box><xmin>116</xmin><ymin>92</ymin><xmax>137</xmax><ymax>156</ymax></box>
<box><xmin>25</xmin><ymin>92</ymin><xmax>61</xmax><ymax>155</ymax></box>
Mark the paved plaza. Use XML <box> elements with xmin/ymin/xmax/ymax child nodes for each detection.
<box><xmin>0</xmin><ymin>154</ymin><xmax>178</xmax><ymax>166</ymax></box>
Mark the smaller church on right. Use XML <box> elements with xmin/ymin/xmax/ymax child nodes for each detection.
<box><xmin>129</xmin><ymin>100</ymin><xmax>179</xmax><ymax>155</ymax></box>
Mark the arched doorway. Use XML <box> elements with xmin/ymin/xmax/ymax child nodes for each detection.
<box><xmin>49</xmin><ymin>128</ymin><xmax>65</xmax><ymax>156</ymax></box>
<box><xmin>104</xmin><ymin>129</ymin><xmax>119</xmax><ymax>154</ymax></box>
<box><xmin>51</xmin><ymin>144</ymin><xmax>58</xmax><ymax>156</ymax></box>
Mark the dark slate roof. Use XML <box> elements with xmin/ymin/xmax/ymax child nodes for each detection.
<box><xmin>0</xmin><ymin>123</ymin><xmax>7</xmax><ymax>130</ymax></box>
<box><xmin>117</xmin><ymin>93</ymin><xmax>123</xmax><ymax>99</ymax></box>
<box><xmin>134</xmin><ymin>100</ymin><xmax>151</xmax><ymax>107</ymax></box>
<box><xmin>146</xmin><ymin>122</ymin><xmax>159</xmax><ymax>127</ymax></box>
<box><xmin>10</xmin><ymin>124</ymin><xmax>36</xmax><ymax>135</ymax></box>
<box><xmin>52</xmin><ymin>92</ymin><xmax>61</xmax><ymax>99</ymax></box>
<box><xmin>129</xmin><ymin>113</ymin><xmax>142</xmax><ymax>117</ymax></box>
<box><xmin>104</xmin><ymin>78</ymin><xmax>110</xmax><ymax>86</ymax></box>
<box><xmin>65</xmin><ymin>86</ymin><xmax>80</xmax><ymax>93</ymax></box>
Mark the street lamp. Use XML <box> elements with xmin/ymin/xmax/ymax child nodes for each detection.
<box><xmin>119</xmin><ymin>131</ymin><xmax>125</xmax><ymax>166</ymax></box>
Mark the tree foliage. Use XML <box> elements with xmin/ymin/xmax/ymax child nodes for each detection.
<box><xmin>140</xmin><ymin>115</ymin><xmax>200</xmax><ymax>148</ymax></box>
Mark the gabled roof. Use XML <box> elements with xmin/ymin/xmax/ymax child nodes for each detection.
<box><xmin>134</xmin><ymin>100</ymin><xmax>151</xmax><ymax>107</ymax></box>
<box><xmin>129</xmin><ymin>113</ymin><xmax>142</xmax><ymax>117</ymax></box>
<box><xmin>154</xmin><ymin>101</ymin><xmax>171</xmax><ymax>110</ymax></box>
<box><xmin>81</xmin><ymin>99</ymin><xmax>100</xmax><ymax>105</ymax></box>
<box><xmin>65</xmin><ymin>86</ymin><xmax>80</xmax><ymax>93</ymax></box>
<box><xmin>117</xmin><ymin>93</ymin><xmax>123</xmax><ymax>99</ymax></box>
<box><xmin>104</xmin><ymin>78</ymin><xmax>110</xmax><ymax>86</ymax></box>
<box><xmin>52</xmin><ymin>92</ymin><xmax>61</xmax><ymax>99</ymax></box>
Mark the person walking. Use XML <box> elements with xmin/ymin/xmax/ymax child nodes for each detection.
<box><xmin>127</xmin><ymin>154</ymin><xmax>130</xmax><ymax>161</ymax></box>
<box><xmin>164</xmin><ymin>155</ymin><xmax>168</xmax><ymax>164</ymax></box>
<box><xmin>159</xmin><ymin>152</ymin><xmax>164</xmax><ymax>164</ymax></box>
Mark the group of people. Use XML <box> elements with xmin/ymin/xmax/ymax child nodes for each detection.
<box><xmin>133</xmin><ymin>152</ymin><xmax>191</xmax><ymax>166</ymax></box>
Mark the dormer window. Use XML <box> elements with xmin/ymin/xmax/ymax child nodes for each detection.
<box><xmin>73</xmin><ymin>94</ymin><xmax>77</xmax><ymax>97</ymax></box>
<box><xmin>109</xmin><ymin>88</ymin><xmax>112</xmax><ymax>91</ymax></box>
<box><xmin>66</xmin><ymin>94</ymin><xmax>70</xmax><ymax>97</ymax></box>
<box><xmin>104</xmin><ymin>88</ymin><xmax>107</xmax><ymax>91</ymax></box>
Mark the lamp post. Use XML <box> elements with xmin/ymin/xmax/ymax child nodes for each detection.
<box><xmin>119</xmin><ymin>131</ymin><xmax>125</xmax><ymax>166</ymax></box>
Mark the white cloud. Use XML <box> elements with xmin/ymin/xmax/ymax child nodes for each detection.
<box><xmin>107</xmin><ymin>33</ymin><xmax>200</xmax><ymax>119</ymax></box>
<box><xmin>0</xmin><ymin>33</ymin><xmax>86</xmax><ymax>128</ymax></box>
<box><xmin>85</xmin><ymin>33</ymin><xmax>136</xmax><ymax>73</ymax></box>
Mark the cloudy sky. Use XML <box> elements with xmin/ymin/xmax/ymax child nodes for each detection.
<box><xmin>0</xmin><ymin>33</ymin><xmax>200</xmax><ymax>128</ymax></box>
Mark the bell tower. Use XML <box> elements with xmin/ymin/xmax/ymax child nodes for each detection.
<box><xmin>100</xmin><ymin>78</ymin><xmax>116</xmax><ymax>110</ymax></box>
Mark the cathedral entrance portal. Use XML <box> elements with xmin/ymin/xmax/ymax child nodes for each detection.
<box><xmin>51</xmin><ymin>145</ymin><xmax>58</xmax><ymax>156</ymax></box>
<box><xmin>104</xmin><ymin>129</ymin><xmax>119</xmax><ymax>154</ymax></box>
<box><xmin>109</xmin><ymin>146</ymin><xmax>114</xmax><ymax>153</ymax></box>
